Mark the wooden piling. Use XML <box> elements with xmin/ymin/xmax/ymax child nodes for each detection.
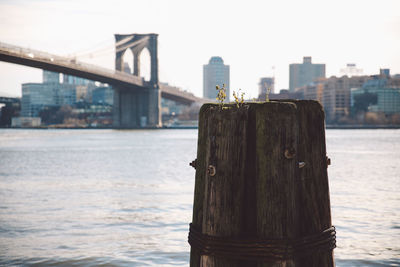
<box><xmin>289</xmin><ymin>100</ymin><xmax>335</xmax><ymax>267</ymax></box>
<box><xmin>189</xmin><ymin>101</ymin><xmax>335</xmax><ymax>267</ymax></box>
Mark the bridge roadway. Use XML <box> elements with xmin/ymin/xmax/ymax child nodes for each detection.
<box><xmin>0</xmin><ymin>42</ymin><xmax>204</xmax><ymax>106</ymax></box>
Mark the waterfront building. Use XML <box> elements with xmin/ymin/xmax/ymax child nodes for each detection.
<box><xmin>289</xmin><ymin>57</ymin><xmax>325</xmax><ymax>92</ymax></box>
<box><xmin>258</xmin><ymin>77</ymin><xmax>275</xmax><ymax>97</ymax></box>
<box><xmin>261</xmin><ymin>89</ymin><xmax>303</xmax><ymax>101</ymax></box>
<box><xmin>297</xmin><ymin>69</ymin><xmax>400</xmax><ymax>122</ymax></box>
<box><xmin>63</xmin><ymin>73</ymin><xmax>96</xmax><ymax>103</ymax></box>
<box><xmin>11</xmin><ymin>117</ymin><xmax>41</xmax><ymax>127</ymax></box>
<box><xmin>59</xmin><ymin>85</ymin><xmax>77</xmax><ymax>106</ymax></box>
<box><xmin>92</xmin><ymin>86</ymin><xmax>114</xmax><ymax>105</ymax></box>
<box><xmin>297</xmin><ymin>75</ymin><xmax>370</xmax><ymax>122</ymax></box>
<box><xmin>21</xmin><ymin>71</ymin><xmax>102</xmax><ymax>117</ymax></box>
<box><xmin>63</xmin><ymin>74</ymin><xmax>94</xmax><ymax>86</ymax></box>
<box><xmin>203</xmin><ymin>57</ymin><xmax>230</xmax><ymax>101</ymax></box>
<box><xmin>21</xmin><ymin>82</ymin><xmax>76</xmax><ymax>117</ymax></box>
<box><xmin>322</xmin><ymin>76</ymin><xmax>370</xmax><ymax>121</ymax></box>
<box><xmin>76</xmin><ymin>85</ymin><xmax>91</xmax><ymax>102</ymax></box>
<box><xmin>43</xmin><ymin>70</ymin><xmax>60</xmax><ymax>84</ymax></box>
<box><xmin>21</xmin><ymin>83</ymin><xmax>54</xmax><ymax>117</ymax></box>
<box><xmin>296</xmin><ymin>80</ymin><xmax>325</xmax><ymax>103</ymax></box>
<box><xmin>351</xmin><ymin>69</ymin><xmax>400</xmax><ymax>115</ymax></box>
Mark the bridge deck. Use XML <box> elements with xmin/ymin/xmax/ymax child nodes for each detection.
<box><xmin>0</xmin><ymin>42</ymin><xmax>205</xmax><ymax>105</ymax></box>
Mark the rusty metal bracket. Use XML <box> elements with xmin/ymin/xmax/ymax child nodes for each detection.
<box><xmin>284</xmin><ymin>148</ymin><xmax>296</xmax><ymax>159</ymax></box>
<box><xmin>326</xmin><ymin>156</ymin><xmax>331</xmax><ymax>167</ymax></box>
<box><xmin>190</xmin><ymin>159</ymin><xmax>197</xmax><ymax>169</ymax></box>
<box><xmin>207</xmin><ymin>165</ymin><xmax>216</xmax><ymax>176</ymax></box>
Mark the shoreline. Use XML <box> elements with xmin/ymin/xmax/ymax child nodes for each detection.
<box><xmin>1</xmin><ymin>125</ymin><xmax>400</xmax><ymax>130</ymax></box>
<box><xmin>325</xmin><ymin>124</ymin><xmax>400</xmax><ymax>129</ymax></box>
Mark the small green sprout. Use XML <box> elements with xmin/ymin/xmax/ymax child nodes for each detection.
<box><xmin>216</xmin><ymin>84</ymin><xmax>227</xmax><ymax>108</ymax></box>
<box><xmin>233</xmin><ymin>89</ymin><xmax>245</xmax><ymax>108</ymax></box>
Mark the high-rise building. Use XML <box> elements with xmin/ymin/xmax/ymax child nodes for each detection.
<box><xmin>123</xmin><ymin>62</ymin><xmax>132</xmax><ymax>74</ymax></box>
<box><xmin>203</xmin><ymin>57</ymin><xmax>230</xmax><ymax>101</ymax></box>
<box><xmin>289</xmin><ymin>57</ymin><xmax>325</xmax><ymax>92</ymax></box>
<box><xmin>259</xmin><ymin>77</ymin><xmax>275</xmax><ymax>97</ymax></box>
<box><xmin>63</xmin><ymin>74</ymin><xmax>96</xmax><ymax>102</ymax></box>
<box><xmin>21</xmin><ymin>82</ymin><xmax>76</xmax><ymax>117</ymax></box>
<box><xmin>21</xmin><ymin>83</ymin><xmax>56</xmax><ymax>117</ymax></box>
<box><xmin>63</xmin><ymin>74</ymin><xmax>94</xmax><ymax>86</ymax></box>
<box><xmin>43</xmin><ymin>71</ymin><xmax>60</xmax><ymax>84</ymax></box>
<box><xmin>20</xmin><ymin>71</ymin><xmax>95</xmax><ymax>117</ymax></box>
<box><xmin>92</xmin><ymin>86</ymin><xmax>114</xmax><ymax>105</ymax></box>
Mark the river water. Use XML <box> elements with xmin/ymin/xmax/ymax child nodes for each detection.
<box><xmin>0</xmin><ymin>129</ymin><xmax>399</xmax><ymax>266</ymax></box>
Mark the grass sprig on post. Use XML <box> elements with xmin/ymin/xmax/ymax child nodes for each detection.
<box><xmin>216</xmin><ymin>84</ymin><xmax>227</xmax><ymax>109</ymax></box>
<box><xmin>233</xmin><ymin>89</ymin><xmax>245</xmax><ymax>108</ymax></box>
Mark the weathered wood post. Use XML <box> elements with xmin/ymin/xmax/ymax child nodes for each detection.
<box><xmin>189</xmin><ymin>101</ymin><xmax>335</xmax><ymax>267</ymax></box>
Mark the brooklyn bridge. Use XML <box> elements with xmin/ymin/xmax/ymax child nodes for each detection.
<box><xmin>0</xmin><ymin>33</ymin><xmax>206</xmax><ymax>128</ymax></box>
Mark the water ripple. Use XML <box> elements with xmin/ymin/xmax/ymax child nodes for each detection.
<box><xmin>0</xmin><ymin>129</ymin><xmax>399</xmax><ymax>266</ymax></box>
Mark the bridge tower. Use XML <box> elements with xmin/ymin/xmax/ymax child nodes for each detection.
<box><xmin>113</xmin><ymin>33</ymin><xmax>161</xmax><ymax>128</ymax></box>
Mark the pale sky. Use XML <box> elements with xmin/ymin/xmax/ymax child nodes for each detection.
<box><xmin>0</xmin><ymin>0</ymin><xmax>399</xmax><ymax>99</ymax></box>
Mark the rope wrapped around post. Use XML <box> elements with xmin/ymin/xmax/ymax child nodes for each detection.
<box><xmin>188</xmin><ymin>223</ymin><xmax>336</xmax><ymax>261</ymax></box>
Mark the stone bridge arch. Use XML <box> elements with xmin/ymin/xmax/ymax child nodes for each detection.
<box><xmin>115</xmin><ymin>33</ymin><xmax>158</xmax><ymax>85</ymax></box>
<box><xmin>113</xmin><ymin>33</ymin><xmax>161</xmax><ymax>128</ymax></box>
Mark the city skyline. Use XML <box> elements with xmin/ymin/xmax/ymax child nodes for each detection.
<box><xmin>0</xmin><ymin>0</ymin><xmax>399</xmax><ymax>99</ymax></box>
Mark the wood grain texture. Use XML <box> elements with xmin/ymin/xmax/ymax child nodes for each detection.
<box><xmin>287</xmin><ymin>100</ymin><xmax>334</xmax><ymax>267</ymax></box>
<box><xmin>190</xmin><ymin>101</ymin><xmax>334</xmax><ymax>267</ymax></box>
<box><xmin>191</xmin><ymin>104</ymin><xmax>212</xmax><ymax>267</ymax></box>
<box><xmin>201</xmin><ymin>105</ymin><xmax>249</xmax><ymax>267</ymax></box>
<box><xmin>255</xmin><ymin>102</ymin><xmax>299</xmax><ymax>267</ymax></box>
